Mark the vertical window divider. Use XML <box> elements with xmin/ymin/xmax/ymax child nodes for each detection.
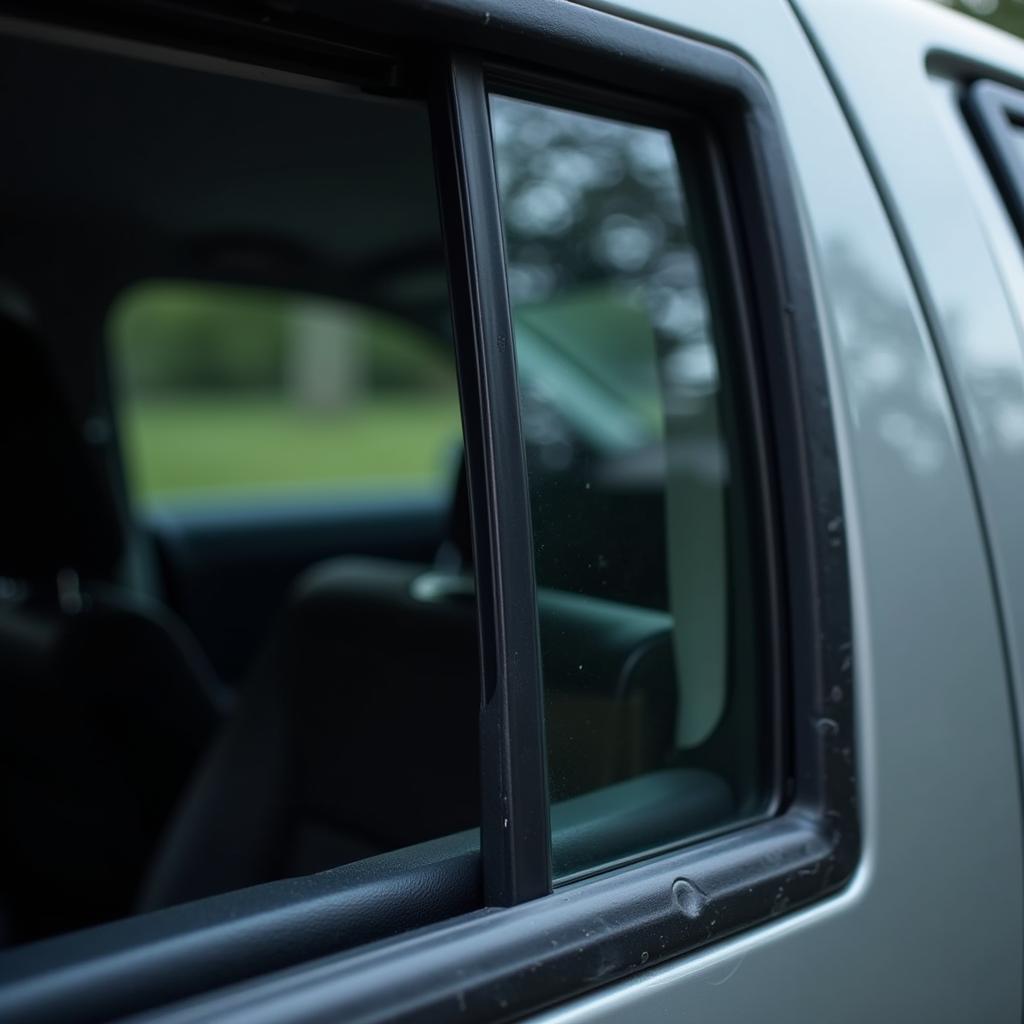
<box><xmin>429</xmin><ymin>52</ymin><xmax>552</xmax><ymax>907</ymax></box>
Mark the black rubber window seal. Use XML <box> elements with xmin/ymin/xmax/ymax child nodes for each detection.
<box><xmin>964</xmin><ymin>77</ymin><xmax>1024</xmax><ymax>247</ymax></box>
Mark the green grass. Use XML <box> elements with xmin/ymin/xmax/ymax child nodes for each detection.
<box><xmin>122</xmin><ymin>394</ymin><xmax>462</xmax><ymax>502</ymax></box>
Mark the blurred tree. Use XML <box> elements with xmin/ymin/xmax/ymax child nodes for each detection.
<box><xmin>930</xmin><ymin>0</ymin><xmax>1024</xmax><ymax>37</ymax></box>
<box><xmin>490</xmin><ymin>99</ymin><xmax>711</xmax><ymax>392</ymax></box>
<box><xmin>111</xmin><ymin>282</ymin><xmax>454</xmax><ymax>401</ymax></box>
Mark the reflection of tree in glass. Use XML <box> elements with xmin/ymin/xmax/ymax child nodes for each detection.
<box><xmin>930</xmin><ymin>0</ymin><xmax>1024</xmax><ymax>39</ymax></box>
<box><xmin>490</xmin><ymin>96</ymin><xmax>712</xmax><ymax>370</ymax></box>
<box><xmin>490</xmin><ymin>97</ymin><xmax>728</xmax><ymax>611</ymax></box>
<box><xmin>490</xmin><ymin>94</ymin><xmax>722</xmax><ymax>504</ymax></box>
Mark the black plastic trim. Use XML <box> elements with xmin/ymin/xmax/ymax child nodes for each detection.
<box><xmin>429</xmin><ymin>53</ymin><xmax>552</xmax><ymax>906</ymax></box>
<box><xmin>964</xmin><ymin>78</ymin><xmax>1024</xmax><ymax>246</ymax></box>
<box><xmin>0</xmin><ymin>834</ymin><xmax>481</xmax><ymax>1024</ymax></box>
<box><xmin>0</xmin><ymin>0</ymin><xmax>404</xmax><ymax>91</ymax></box>
<box><xmin>131</xmin><ymin>818</ymin><xmax>831</xmax><ymax>1024</ymax></box>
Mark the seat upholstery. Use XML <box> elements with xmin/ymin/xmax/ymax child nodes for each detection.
<box><xmin>0</xmin><ymin>312</ymin><xmax>229</xmax><ymax>942</ymax></box>
<box><xmin>0</xmin><ymin>311</ymin><xmax>122</xmax><ymax>583</ymax></box>
<box><xmin>140</xmin><ymin>558</ymin><xmax>482</xmax><ymax>910</ymax></box>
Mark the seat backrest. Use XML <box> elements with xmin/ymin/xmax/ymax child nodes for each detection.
<box><xmin>0</xmin><ymin>311</ymin><xmax>123</xmax><ymax>585</ymax></box>
<box><xmin>0</xmin><ymin>311</ymin><xmax>229</xmax><ymax>942</ymax></box>
<box><xmin>140</xmin><ymin>557</ymin><xmax>482</xmax><ymax>909</ymax></box>
<box><xmin>0</xmin><ymin>588</ymin><xmax>230</xmax><ymax>940</ymax></box>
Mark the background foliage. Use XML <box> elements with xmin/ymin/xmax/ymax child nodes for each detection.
<box><xmin>930</xmin><ymin>0</ymin><xmax>1024</xmax><ymax>37</ymax></box>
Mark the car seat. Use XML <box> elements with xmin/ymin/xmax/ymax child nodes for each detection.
<box><xmin>0</xmin><ymin>310</ymin><xmax>230</xmax><ymax>942</ymax></box>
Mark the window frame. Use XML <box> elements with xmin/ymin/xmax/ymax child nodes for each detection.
<box><xmin>430</xmin><ymin>53</ymin><xmax>553</xmax><ymax>907</ymax></box>
<box><xmin>481</xmin><ymin>72</ymin><xmax>786</xmax><ymax>884</ymax></box>
<box><xmin>965</xmin><ymin>78</ymin><xmax>1024</xmax><ymax>246</ymax></box>
<box><xmin>0</xmin><ymin>2</ymin><xmax>857</xmax><ymax>1022</ymax></box>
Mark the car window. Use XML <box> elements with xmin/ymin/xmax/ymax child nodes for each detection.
<box><xmin>0</xmin><ymin>23</ymin><xmax>482</xmax><ymax>958</ymax></box>
<box><xmin>0</xmin><ymin>5</ymin><xmax>858</xmax><ymax>1019</ymax></box>
<box><xmin>111</xmin><ymin>282</ymin><xmax>461</xmax><ymax>505</ymax></box>
<box><xmin>967</xmin><ymin>79</ymin><xmax>1024</xmax><ymax>249</ymax></box>
<box><xmin>491</xmin><ymin>95</ymin><xmax>769</xmax><ymax>877</ymax></box>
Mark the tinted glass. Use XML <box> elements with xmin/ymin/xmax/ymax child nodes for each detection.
<box><xmin>1012</xmin><ymin>117</ymin><xmax>1024</xmax><ymax>164</ymax></box>
<box><xmin>0</xmin><ymin>26</ymin><xmax>482</xmax><ymax>950</ymax></box>
<box><xmin>490</xmin><ymin>95</ymin><xmax>767</xmax><ymax>877</ymax></box>
<box><xmin>112</xmin><ymin>283</ymin><xmax>460</xmax><ymax>504</ymax></box>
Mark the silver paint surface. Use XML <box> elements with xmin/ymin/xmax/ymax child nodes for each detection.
<box><xmin>798</xmin><ymin>0</ymin><xmax>1024</xmax><ymax>834</ymax></box>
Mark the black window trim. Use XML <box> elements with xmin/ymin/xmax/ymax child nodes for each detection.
<box><xmin>478</xmin><ymin>64</ymin><xmax>786</xmax><ymax>885</ymax></box>
<box><xmin>430</xmin><ymin>52</ymin><xmax>553</xmax><ymax>908</ymax></box>
<box><xmin>964</xmin><ymin>77</ymin><xmax>1024</xmax><ymax>246</ymax></box>
<box><xmin>0</xmin><ymin>2</ymin><xmax>857</xmax><ymax>1022</ymax></box>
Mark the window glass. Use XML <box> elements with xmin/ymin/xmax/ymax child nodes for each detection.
<box><xmin>0</xmin><ymin>26</ymin><xmax>481</xmax><ymax>952</ymax></box>
<box><xmin>1012</xmin><ymin>116</ymin><xmax>1024</xmax><ymax>164</ymax></box>
<box><xmin>490</xmin><ymin>95</ymin><xmax>767</xmax><ymax>877</ymax></box>
<box><xmin>111</xmin><ymin>282</ymin><xmax>461</xmax><ymax>504</ymax></box>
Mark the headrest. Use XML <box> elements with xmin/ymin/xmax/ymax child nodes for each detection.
<box><xmin>0</xmin><ymin>314</ymin><xmax>123</xmax><ymax>582</ymax></box>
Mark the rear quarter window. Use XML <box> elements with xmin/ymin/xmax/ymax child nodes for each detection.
<box><xmin>966</xmin><ymin>78</ymin><xmax>1024</xmax><ymax>247</ymax></box>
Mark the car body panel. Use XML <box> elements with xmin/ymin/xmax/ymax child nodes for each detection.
<box><xmin>795</xmin><ymin>0</ymin><xmax>1024</xmax><ymax>833</ymax></box>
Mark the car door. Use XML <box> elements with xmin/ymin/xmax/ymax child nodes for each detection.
<box><xmin>0</xmin><ymin>1</ymin><xmax>1020</xmax><ymax>1022</ymax></box>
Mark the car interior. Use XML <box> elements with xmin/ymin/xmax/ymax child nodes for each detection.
<box><xmin>0</xmin><ymin>22</ymin><xmax>762</xmax><ymax>951</ymax></box>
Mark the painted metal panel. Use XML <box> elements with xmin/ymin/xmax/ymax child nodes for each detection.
<box><xmin>795</xmin><ymin>0</ymin><xmax>1024</xmax><ymax>827</ymax></box>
